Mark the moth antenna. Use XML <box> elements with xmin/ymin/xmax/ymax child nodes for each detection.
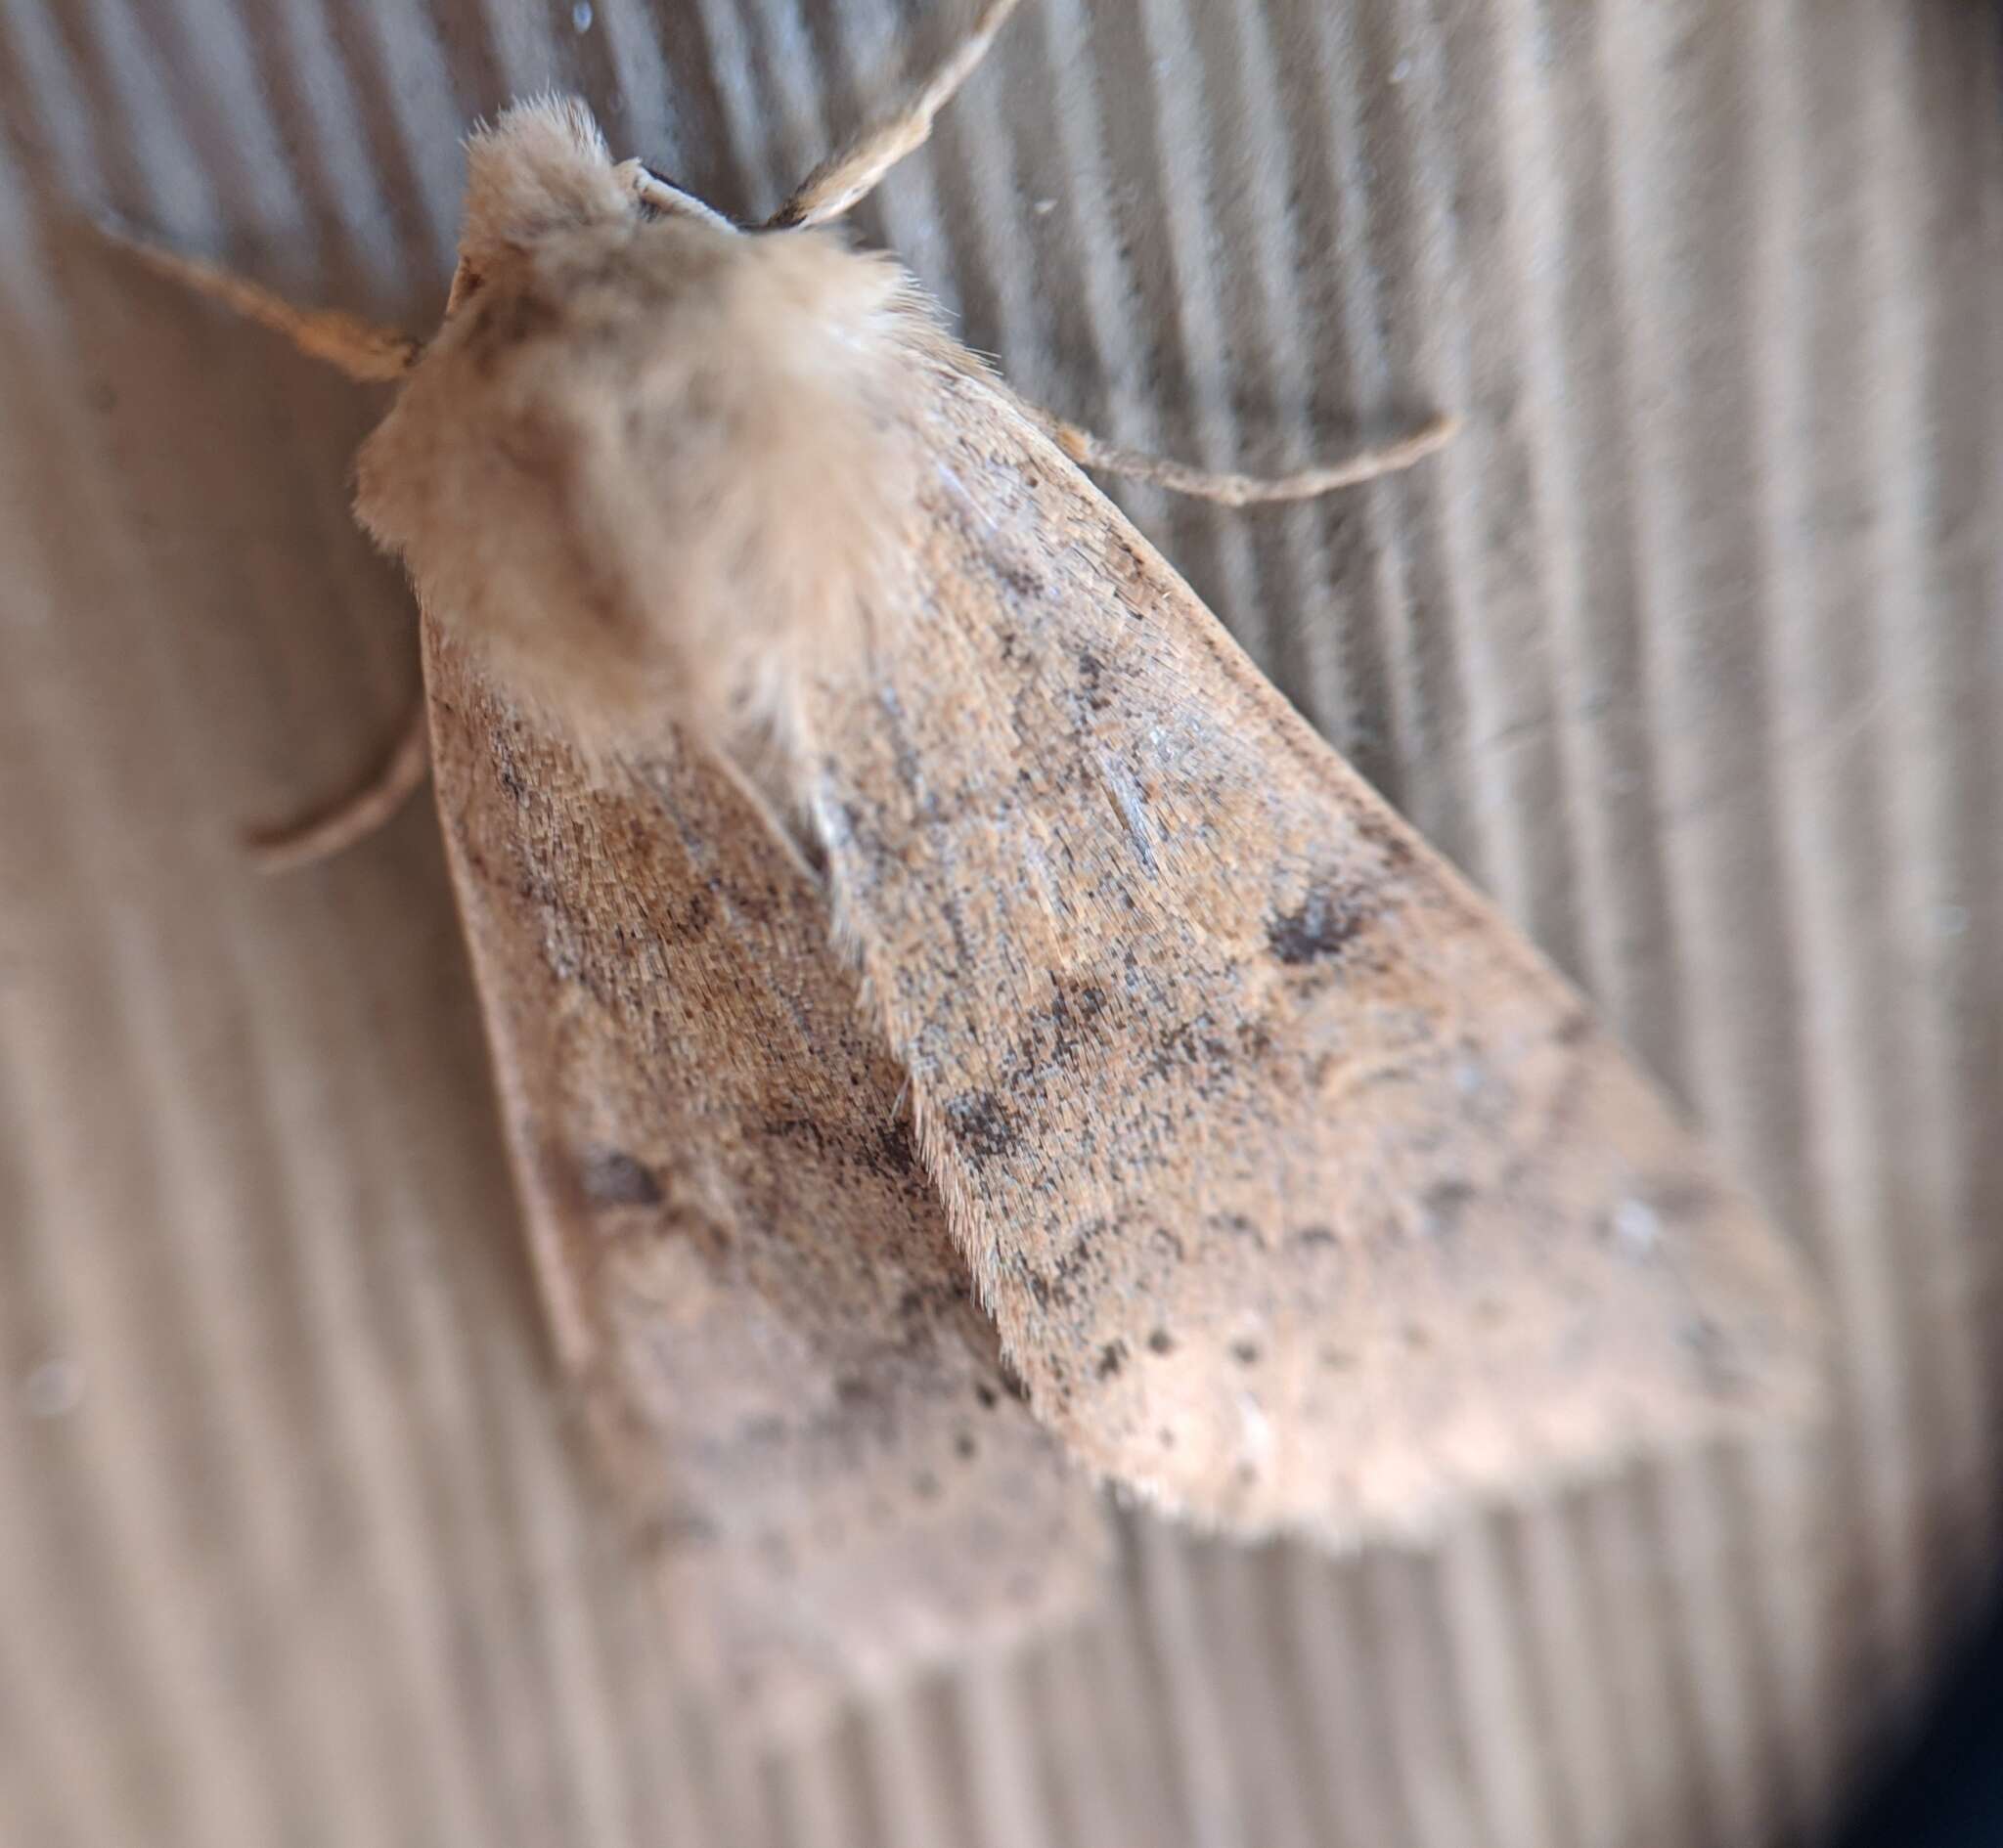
<box><xmin>766</xmin><ymin>0</ymin><xmax>1024</xmax><ymax>229</ymax></box>
<box><xmin>1047</xmin><ymin>411</ymin><xmax>1460</xmax><ymax>506</ymax></box>
<box><xmin>100</xmin><ymin>221</ymin><xmax>421</xmax><ymax>383</ymax></box>
<box><xmin>245</xmin><ymin>698</ymin><xmax>431</xmax><ymax>873</ymax></box>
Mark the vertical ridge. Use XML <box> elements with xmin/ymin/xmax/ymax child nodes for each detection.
<box><xmin>1132</xmin><ymin>1524</ymin><xmax>1246</xmax><ymax>1848</ymax></box>
<box><xmin>1592</xmin><ymin>4</ymin><xmax>1824</xmax><ymax>1837</ymax></box>
<box><xmin>1865</xmin><ymin>0</ymin><xmax>2001</xmax><ymax>1631</ymax></box>
<box><xmin>3</xmin><ymin>3</ymin><xmax>2000</xmax><ymax>1846</ymax></box>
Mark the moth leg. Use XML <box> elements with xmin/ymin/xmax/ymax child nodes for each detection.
<box><xmin>766</xmin><ymin>0</ymin><xmax>1023</xmax><ymax>229</ymax></box>
<box><xmin>1046</xmin><ymin>412</ymin><xmax>1458</xmax><ymax>506</ymax></box>
<box><xmin>245</xmin><ymin>698</ymin><xmax>430</xmax><ymax>873</ymax></box>
<box><xmin>102</xmin><ymin>226</ymin><xmax>420</xmax><ymax>382</ymax></box>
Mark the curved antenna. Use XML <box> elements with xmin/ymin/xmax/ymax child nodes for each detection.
<box><xmin>767</xmin><ymin>0</ymin><xmax>1024</xmax><ymax>230</ymax></box>
<box><xmin>101</xmin><ymin>220</ymin><xmax>420</xmax><ymax>382</ymax></box>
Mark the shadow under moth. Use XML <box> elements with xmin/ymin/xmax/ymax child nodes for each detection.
<box><xmin>123</xmin><ymin>0</ymin><xmax>1820</xmax><ymax>1735</ymax></box>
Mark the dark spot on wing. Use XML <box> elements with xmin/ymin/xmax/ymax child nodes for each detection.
<box><xmin>1230</xmin><ymin>1340</ymin><xmax>1262</xmax><ymax>1366</ymax></box>
<box><xmin>1419</xmin><ymin>1179</ymin><xmax>1475</xmax><ymax>1239</ymax></box>
<box><xmin>1149</xmin><ymin>1016</ymin><xmax>1236</xmax><ymax>1095</ymax></box>
<box><xmin>872</xmin><ymin>1116</ymin><xmax>920</xmax><ymax>1179</ymax></box>
<box><xmin>988</xmin><ymin>548</ymin><xmax>1045</xmax><ymax>598</ymax></box>
<box><xmin>1106</xmin><ymin>538</ymin><xmax>1149</xmax><ymax>612</ymax></box>
<box><xmin>1025</xmin><ymin>1263</ymin><xmax>1072</xmax><ymax>1310</ymax></box>
<box><xmin>1269</xmin><ymin>882</ymin><xmax>1373</xmax><ymax>965</ymax></box>
<box><xmin>579</xmin><ymin>1148</ymin><xmax>662</xmax><ymax>1207</ymax></box>
<box><xmin>657</xmin><ymin>887</ymin><xmax>714</xmax><ymax>944</ymax></box>
<box><xmin>1347</xmin><ymin>803</ymin><xmax>1419</xmax><ymax>878</ymax></box>
<box><xmin>1555</xmin><ymin>1008</ymin><xmax>1595</xmax><ymax>1047</ymax></box>
<box><xmin>1076</xmin><ymin>649</ymin><xmax>1112</xmax><ymax>711</ymax></box>
<box><xmin>998</xmin><ymin>977</ymin><xmax>1110</xmax><ymax>1089</ymax></box>
<box><xmin>1046</xmin><ymin>980</ymin><xmax>1108</xmax><ymax>1064</ymax></box>
<box><xmin>1147</xmin><ymin>1328</ymin><xmax>1176</xmax><ymax>1355</ymax></box>
<box><xmin>1680</xmin><ymin>1316</ymin><xmax>1746</xmax><ymax>1394</ymax></box>
<box><xmin>944</xmin><ymin>1088</ymin><xmax>1020</xmax><ymax>1162</ymax></box>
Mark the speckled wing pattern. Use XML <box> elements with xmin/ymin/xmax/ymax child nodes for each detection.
<box><xmin>798</xmin><ymin>354</ymin><xmax>1822</xmax><ymax>1543</ymax></box>
<box><xmin>424</xmin><ymin>626</ymin><xmax>1110</xmax><ymax>1731</ymax></box>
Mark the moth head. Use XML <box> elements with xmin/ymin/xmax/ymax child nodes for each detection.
<box><xmin>447</xmin><ymin>96</ymin><xmax>736</xmax><ymax>313</ymax></box>
<box><xmin>356</xmin><ymin>96</ymin><xmax>940</xmax><ymax>765</ymax></box>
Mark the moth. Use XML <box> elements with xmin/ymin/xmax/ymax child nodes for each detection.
<box><xmin>122</xmin><ymin>0</ymin><xmax>1819</xmax><ymax>1732</ymax></box>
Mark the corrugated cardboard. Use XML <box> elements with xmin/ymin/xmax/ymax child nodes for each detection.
<box><xmin>2</xmin><ymin>2</ymin><xmax>1998</xmax><ymax>1843</ymax></box>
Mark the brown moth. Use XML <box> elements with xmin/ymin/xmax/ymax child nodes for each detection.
<box><xmin>122</xmin><ymin>0</ymin><xmax>1819</xmax><ymax>1729</ymax></box>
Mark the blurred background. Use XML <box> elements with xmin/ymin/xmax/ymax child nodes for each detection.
<box><xmin>1</xmin><ymin>1</ymin><xmax>1997</xmax><ymax>1843</ymax></box>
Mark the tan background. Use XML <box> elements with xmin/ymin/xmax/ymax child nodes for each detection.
<box><xmin>3</xmin><ymin>1</ymin><xmax>2000</xmax><ymax>1844</ymax></box>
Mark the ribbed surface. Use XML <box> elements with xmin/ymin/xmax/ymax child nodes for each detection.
<box><xmin>1</xmin><ymin>1</ymin><xmax>1997</xmax><ymax>1843</ymax></box>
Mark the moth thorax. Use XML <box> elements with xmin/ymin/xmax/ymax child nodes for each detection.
<box><xmin>356</xmin><ymin>216</ymin><xmax>930</xmax><ymax>757</ymax></box>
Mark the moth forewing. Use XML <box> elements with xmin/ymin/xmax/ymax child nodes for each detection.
<box><xmin>795</xmin><ymin>361</ymin><xmax>1823</xmax><ymax>1542</ymax></box>
<box><xmin>423</xmin><ymin>622</ymin><xmax>1110</xmax><ymax>1731</ymax></box>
